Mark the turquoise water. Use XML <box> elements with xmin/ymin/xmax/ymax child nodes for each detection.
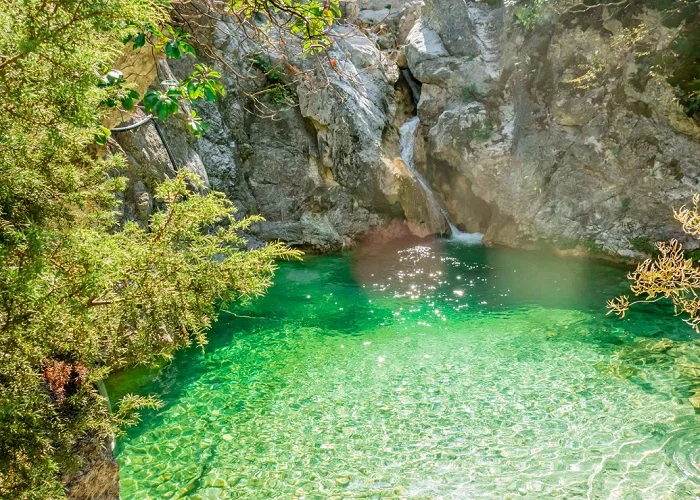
<box><xmin>108</xmin><ymin>238</ymin><xmax>700</xmax><ymax>499</ymax></box>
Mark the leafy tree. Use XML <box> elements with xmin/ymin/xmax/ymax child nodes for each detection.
<box><xmin>0</xmin><ymin>0</ymin><xmax>338</xmax><ymax>496</ymax></box>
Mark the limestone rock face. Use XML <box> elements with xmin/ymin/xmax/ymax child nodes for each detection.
<box><xmin>113</xmin><ymin>0</ymin><xmax>699</xmax><ymax>257</ymax></box>
<box><xmin>403</xmin><ymin>0</ymin><xmax>700</xmax><ymax>257</ymax></box>
<box><xmin>136</xmin><ymin>19</ymin><xmax>449</xmax><ymax>250</ymax></box>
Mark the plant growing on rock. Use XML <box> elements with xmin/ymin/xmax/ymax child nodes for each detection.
<box><xmin>514</xmin><ymin>0</ymin><xmax>547</xmax><ymax>29</ymax></box>
<box><xmin>461</xmin><ymin>84</ymin><xmax>482</xmax><ymax>103</ymax></box>
<box><xmin>609</xmin><ymin>194</ymin><xmax>700</xmax><ymax>331</ymax></box>
<box><xmin>469</xmin><ymin>117</ymin><xmax>494</xmax><ymax>142</ymax></box>
<box><xmin>513</xmin><ymin>0</ymin><xmax>700</xmax><ymax>118</ymax></box>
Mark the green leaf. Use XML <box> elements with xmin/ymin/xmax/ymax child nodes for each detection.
<box><xmin>186</xmin><ymin>81</ymin><xmax>199</xmax><ymax>99</ymax></box>
<box><xmin>95</xmin><ymin>126</ymin><xmax>111</xmax><ymax>145</ymax></box>
<box><xmin>133</xmin><ymin>33</ymin><xmax>146</xmax><ymax>49</ymax></box>
<box><xmin>181</xmin><ymin>41</ymin><xmax>196</xmax><ymax>57</ymax></box>
<box><xmin>121</xmin><ymin>96</ymin><xmax>134</xmax><ymax>110</ymax></box>
<box><xmin>165</xmin><ymin>41</ymin><xmax>181</xmax><ymax>59</ymax></box>
<box><xmin>167</xmin><ymin>88</ymin><xmax>184</xmax><ymax>99</ymax></box>
<box><xmin>143</xmin><ymin>90</ymin><xmax>160</xmax><ymax>112</ymax></box>
<box><xmin>167</xmin><ymin>99</ymin><xmax>179</xmax><ymax>115</ymax></box>
<box><xmin>156</xmin><ymin>102</ymin><xmax>170</xmax><ymax>120</ymax></box>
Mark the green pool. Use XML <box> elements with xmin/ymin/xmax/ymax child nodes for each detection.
<box><xmin>107</xmin><ymin>238</ymin><xmax>700</xmax><ymax>498</ymax></box>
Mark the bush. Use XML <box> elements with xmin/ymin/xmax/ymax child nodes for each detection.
<box><xmin>609</xmin><ymin>194</ymin><xmax>700</xmax><ymax>331</ymax></box>
<box><xmin>0</xmin><ymin>0</ymin><xmax>333</xmax><ymax>495</ymax></box>
<box><xmin>515</xmin><ymin>0</ymin><xmax>546</xmax><ymax>30</ymax></box>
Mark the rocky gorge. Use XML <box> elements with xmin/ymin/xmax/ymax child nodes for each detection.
<box><xmin>8</xmin><ymin>0</ymin><xmax>700</xmax><ymax>496</ymax></box>
<box><xmin>111</xmin><ymin>0</ymin><xmax>700</xmax><ymax>259</ymax></box>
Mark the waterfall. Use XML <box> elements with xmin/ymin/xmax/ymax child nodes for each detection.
<box><xmin>398</xmin><ymin>116</ymin><xmax>483</xmax><ymax>244</ymax></box>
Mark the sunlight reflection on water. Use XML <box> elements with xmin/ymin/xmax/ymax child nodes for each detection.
<box><xmin>110</xmin><ymin>237</ymin><xmax>700</xmax><ymax>499</ymax></box>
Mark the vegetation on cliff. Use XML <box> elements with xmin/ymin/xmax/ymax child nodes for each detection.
<box><xmin>0</xmin><ymin>0</ymin><xmax>336</xmax><ymax>496</ymax></box>
<box><xmin>512</xmin><ymin>0</ymin><xmax>699</xmax><ymax>118</ymax></box>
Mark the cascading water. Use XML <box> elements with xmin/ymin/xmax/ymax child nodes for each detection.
<box><xmin>398</xmin><ymin>116</ymin><xmax>483</xmax><ymax>243</ymax></box>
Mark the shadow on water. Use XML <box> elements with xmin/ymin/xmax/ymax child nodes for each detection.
<box><xmin>108</xmin><ymin>253</ymin><xmax>395</xmax><ymax>446</ymax></box>
<box><xmin>352</xmin><ymin>235</ymin><xmax>694</xmax><ymax>342</ymax></box>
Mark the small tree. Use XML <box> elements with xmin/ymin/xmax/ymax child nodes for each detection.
<box><xmin>608</xmin><ymin>194</ymin><xmax>700</xmax><ymax>331</ymax></box>
<box><xmin>0</xmin><ymin>0</ymin><xmax>333</xmax><ymax>496</ymax></box>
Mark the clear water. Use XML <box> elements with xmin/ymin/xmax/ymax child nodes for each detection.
<box><xmin>108</xmin><ymin>238</ymin><xmax>700</xmax><ymax>499</ymax></box>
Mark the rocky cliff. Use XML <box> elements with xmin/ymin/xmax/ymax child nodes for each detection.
<box><xmin>113</xmin><ymin>0</ymin><xmax>700</xmax><ymax>259</ymax></box>
<box><xmin>402</xmin><ymin>0</ymin><xmax>700</xmax><ymax>259</ymax></box>
<box><xmin>113</xmin><ymin>13</ymin><xmax>450</xmax><ymax>251</ymax></box>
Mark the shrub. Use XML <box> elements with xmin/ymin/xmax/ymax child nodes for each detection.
<box><xmin>470</xmin><ymin>117</ymin><xmax>494</xmax><ymax>141</ymax></box>
<box><xmin>609</xmin><ymin>194</ymin><xmax>700</xmax><ymax>331</ymax></box>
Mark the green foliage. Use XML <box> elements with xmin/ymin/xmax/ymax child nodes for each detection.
<box><xmin>144</xmin><ymin>88</ymin><xmax>182</xmax><ymax>120</ymax></box>
<box><xmin>115</xmin><ymin>21</ymin><xmax>225</xmax><ymax>132</ymax></box>
<box><xmin>584</xmin><ymin>237</ymin><xmax>604</xmax><ymax>254</ymax></box>
<box><xmin>249</xmin><ymin>54</ymin><xmax>285</xmax><ymax>83</ymax></box>
<box><xmin>469</xmin><ymin>117</ymin><xmax>494</xmax><ymax>142</ymax></box>
<box><xmin>163</xmin><ymin>25</ymin><xmax>196</xmax><ymax>59</ymax></box>
<box><xmin>267</xmin><ymin>84</ymin><xmax>295</xmax><ymax>107</ymax></box>
<box><xmin>461</xmin><ymin>84</ymin><xmax>482</xmax><ymax>102</ymax></box>
<box><xmin>185</xmin><ymin>109</ymin><xmax>211</xmax><ymax>136</ymax></box>
<box><xmin>229</xmin><ymin>0</ymin><xmax>341</xmax><ymax>54</ymax></box>
<box><xmin>621</xmin><ymin>197</ymin><xmax>632</xmax><ymax>213</ymax></box>
<box><xmin>248</xmin><ymin>55</ymin><xmax>295</xmax><ymax>108</ymax></box>
<box><xmin>123</xmin><ymin>22</ymin><xmax>196</xmax><ymax>58</ymax></box>
<box><xmin>516</xmin><ymin>0</ymin><xmax>698</xmax><ymax>118</ymax></box>
<box><xmin>515</xmin><ymin>0</ymin><xmax>546</xmax><ymax>29</ymax></box>
<box><xmin>0</xmin><ymin>0</ymin><xmax>307</xmax><ymax>496</ymax></box>
<box><xmin>131</xmin><ymin>35</ymin><xmax>224</xmax><ymax>131</ymax></box>
<box><xmin>630</xmin><ymin>236</ymin><xmax>659</xmax><ymax>256</ymax></box>
<box><xmin>185</xmin><ymin>64</ymin><xmax>226</xmax><ymax>101</ymax></box>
